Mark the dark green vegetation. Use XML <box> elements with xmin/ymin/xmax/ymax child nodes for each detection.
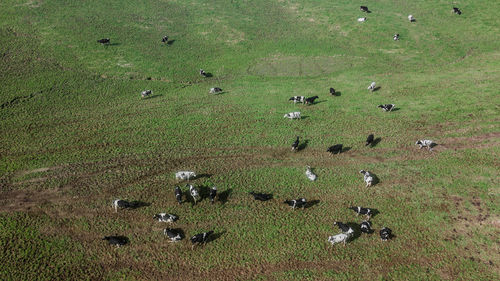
<box><xmin>1</xmin><ymin>0</ymin><xmax>499</xmax><ymax>280</ymax></box>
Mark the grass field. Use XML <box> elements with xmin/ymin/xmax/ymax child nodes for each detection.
<box><xmin>0</xmin><ymin>0</ymin><xmax>499</xmax><ymax>280</ymax></box>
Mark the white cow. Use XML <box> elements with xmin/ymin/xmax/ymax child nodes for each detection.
<box><xmin>415</xmin><ymin>140</ymin><xmax>436</xmax><ymax>151</ymax></box>
<box><xmin>327</xmin><ymin>228</ymin><xmax>354</xmax><ymax>246</ymax></box>
<box><xmin>358</xmin><ymin>17</ymin><xmax>367</xmax><ymax>22</ymax></box>
<box><xmin>141</xmin><ymin>90</ymin><xmax>152</xmax><ymax>98</ymax></box>
<box><xmin>367</xmin><ymin>82</ymin><xmax>376</xmax><ymax>91</ymax></box>
<box><xmin>284</xmin><ymin>112</ymin><xmax>301</xmax><ymax>119</ymax></box>
<box><xmin>359</xmin><ymin>170</ymin><xmax>374</xmax><ymax>187</ymax></box>
<box><xmin>175</xmin><ymin>171</ymin><xmax>196</xmax><ymax>180</ymax></box>
<box><xmin>408</xmin><ymin>15</ymin><xmax>415</xmax><ymax>22</ymax></box>
<box><xmin>305</xmin><ymin>166</ymin><xmax>317</xmax><ymax>181</ymax></box>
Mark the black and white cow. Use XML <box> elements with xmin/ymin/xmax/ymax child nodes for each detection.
<box><xmin>327</xmin><ymin>227</ymin><xmax>354</xmax><ymax>246</ymax></box>
<box><xmin>209</xmin><ymin>186</ymin><xmax>217</xmax><ymax>204</ymax></box>
<box><xmin>367</xmin><ymin>82</ymin><xmax>376</xmax><ymax>91</ymax></box>
<box><xmin>408</xmin><ymin>15</ymin><xmax>415</xmax><ymax>22</ymax></box>
<box><xmin>359</xmin><ymin>170</ymin><xmax>374</xmax><ymax>187</ymax></box>
<box><xmin>164</xmin><ymin>228</ymin><xmax>183</xmax><ymax>242</ymax></box>
<box><xmin>453</xmin><ymin>7</ymin><xmax>462</xmax><ymax>15</ymax></box>
<box><xmin>289</xmin><ymin>96</ymin><xmax>305</xmax><ymax>104</ymax></box>
<box><xmin>333</xmin><ymin>222</ymin><xmax>352</xmax><ymax>233</ymax></box>
<box><xmin>103</xmin><ymin>236</ymin><xmax>128</xmax><ymax>247</ymax></box>
<box><xmin>113</xmin><ymin>199</ymin><xmax>131</xmax><ymax>212</ymax></box>
<box><xmin>153</xmin><ymin>213</ymin><xmax>178</xmax><ymax>223</ymax></box>
<box><xmin>360</xmin><ymin>6</ymin><xmax>369</xmax><ymax>13</ymax></box>
<box><xmin>349</xmin><ymin>206</ymin><xmax>373</xmax><ymax>218</ymax></box>
<box><xmin>284</xmin><ymin>112</ymin><xmax>301</xmax><ymax>119</ymax></box>
<box><xmin>190</xmin><ymin>230</ymin><xmax>214</xmax><ymax>249</ymax></box>
<box><xmin>97</xmin><ymin>38</ymin><xmax>110</xmax><ymax>44</ymax></box>
<box><xmin>249</xmin><ymin>192</ymin><xmax>272</xmax><ymax>201</ymax></box>
<box><xmin>209</xmin><ymin>87</ymin><xmax>223</xmax><ymax>94</ymax></box>
<box><xmin>175</xmin><ymin>186</ymin><xmax>182</xmax><ymax>204</ymax></box>
<box><xmin>360</xmin><ymin>220</ymin><xmax>372</xmax><ymax>234</ymax></box>
<box><xmin>200</xmin><ymin>69</ymin><xmax>207</xmax><ymax>77</ymax></box>
<box><xmin>327</xmin><ymin>144</ymin><xmax>343</xmax><ymax>154</ymax></box>
<box><xmin>393</xmin><ymin>33</ymin><xmax>400</xmax><ymax>41</ymax></box>
<box><xmin>378</xmin><ymin>104</ymin><xmax>395</xmax><ymax>112</ymax></box>
<box><xmin>162</xmin><ymin>36</ymin><xmax>169</xmax><ymax>43</ymax></box>
<box><xmin>188</xmin><ymin>184</ymin><xmax>200</xmax><ymax>205</ymax></box>
<box><xmin>291</xmin><ymin>136</ymin><xmax>300</xmax><ymax>151</ymax></box>
<box><xmin>305</xmin><ymin>96</ymin><xmax>319</xmax><ymax>105</ymax></box>
<box><xmin>284</xmin><ymin>198</ymin><xmax>307</xmax><ymax>209</ymax></box>
<box><xmin>141</xmin><ymin>90</ymin><xmax>152</xmax><ymax>98</ymax></box>
<box><xmin>380</xmin><ymin>227</ymin><xmax>393</xmax><ymax>241</ymax></box>
<box><xmin>415</xmin><ymin>140</ymin><xmax>436</xmax><ymax>151</ymax></box>
<box><xmin>358</xmin><ymin>17</ymin><xmax>367</xmax><ymax>22</ymax></box>
<box><xmin>330</xmin><ymin>87</ymin><xmax>336</xmax><ymax>95</ymax></box>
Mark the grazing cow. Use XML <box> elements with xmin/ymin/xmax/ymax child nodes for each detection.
<box><xmin>408</xmin><ymin>15</ymin><xmax>415</xmax><ymax>22</ymax></box>
<box><xmin>359</xmin><ymin>170</ymin><xmax>374</xmax><ymax>187</ymax></box>
<box><xmin>378</xmin><ymin>104</ymin><xmax>395</xmax><ymax>112</ymax></box>
<box><xmin>284</xmin><ymin>198</ymin><xmax>307</xmax><ymax>209</ymax></box>
<box><xmin>289</xmin><ymin>96</ymin><xmax>305</xmax><ymax>104</ymax></box>
<box><xmin>164</xmin><ymin>228</ymin><xmax>182</xmax><ymax>242</ymax></box>
<box><xmin>333</xmin><ymin>222</ymin><xmax>351</xmax><ymax>233</ymax></box>
<box><xmin>190</xmin><ymin>230</ymin><xmax>214</xmax><ymax>249</ymax></box>
<box><xmin>162</xmin><ymin>36</ymin><xmax>169</xmax><ymax>43</ymax></box>
<box><xmin>366</xmin><ymin>134</ymin><xmax>374</xmax><ymax>146</ymax></box>
<box><xmin>113</xmin><ymin>199</ymin><xmax>132</xmax><ymax>212</ymax></box>
<box><xmin>349</xmin><ymin>206</ymin><xmax>373</xmax><ymax>219</ymax></box>
<box><xmin>141</xmin><ymin>90</ymin><xmax>152</xmax><ymax>98</ymax></box>
<box><xmin>284</xmin><ymin>112</ymin><xmax>301</xmax><ymax>119</ymax></box>
<box><xmin>188</xmin><ymin>184</ymin><xmax>200</xmax><ymax>205</ymax></box>
<box><xmin>327</xmin><ymin>227</ymin><xmax>354</xmax><ymax>246</ymax></box>
<box><xmin>329</xmin><ymin>87</ymin><xmax>336</xmax><ymax>95</ymax></box>
<box><xmin>153</xmin><ymin>213</ymin><xmax>178</xmax><ymax>223</ymax></box>
<box><xmin>200</xmin><ymin>69</ymin><xmax>207</xmax><ymax>77</ymax></box>
<box><xmin>358</xmin><ymin>17</ymin><xmax>367</xmax><ymax>22</ymax></box>
<box><xmin>209</xmin><ymin>87</ymin><xmax>223</xmax><ymax>94</ymax></box>
<box><xmin>103</xmin><ymin>236</ymin><xmax>128</xmax><ymax>247</ymax></box>
<box><xmin>367</xmin><ymin>82</ymin><xmax>376</xmax><ymax>91</ymax></box>
<box><xmin>209</xmin><ymin>186</ymin><xmax>217</xmax><ymax>204</ymax></box>
<box><xmin>305</xmin><ymin>96</ymin><xmax>319</xmax><ymax>105</ymax></box>
<box><xmin>249</xmin><ymin>192</ymin><xmax>272</xmax><ymax>201</ymax></box>
<box><xmin>175</xmin><ymin>171</ymin><xmax>196</xmax><ymax>181</ymax></box>
<box><xmin>175</xmin><ymin>186</ymin><xmax>182</xmax><ymax>204</ymax></box>
<box><xmin>360</xmin><ymin>220</ymin><xmax>372</xmax><ymax>234</ymax></box>
<box><xmin>360</xmin><ymin>6</ymin><xmax>369</xmax><ymax>13</ymax></box>
<box><xmin>380</xmin><ymin>227</ymin><xmax>392</xmax><ymax>241</ymax></box>
<box><xmin>291</xmin><ymin>136</ymin><xmax>300</xmax><ymax>151</ymax></box>
<box><xmin>305</xmin><ymin>166</ymin><xmax>317</xmax><ymax>181</ymax></box>
<box><xmin>97</xmin><ymin>38</ymin><xmax>110</xmax><ymax>44</ymax></box>
<box><xmin>327</xmin><ymin>144</ymin><xmax>343</xmax><ymax>154</ymax></box>
<box><xmin>415</xmin><ymin>140</ymin><xmax>436</xmax><ymax>151</ymax></box>
<box><xmin>393</xmin><ymin>33</ymin><xmax>400</xmax><ymax>41</ymax></box>
<box><xmin>453</xmin><ymin>7</ymin><xmax>462</xmax><ymax>15</ymax></box>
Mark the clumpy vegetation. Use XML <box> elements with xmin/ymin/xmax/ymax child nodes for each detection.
<box><xmin>0</xmin><ymin>0</ymin><xmax>499</xmax><ymax>280</ymax></box>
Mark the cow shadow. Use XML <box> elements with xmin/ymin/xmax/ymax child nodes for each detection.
<box><xmin>372</xmin><ymin>86</ymin><xmax>381</xmax><ymax>92</ymax></box>
<box><xmin>331</xmin><ymin>91</ymin><xmax>341</xmax><ymax>96</ymax></box>
<box><xmin>368</xmin><ymin>208</ymin><xmax>380</xmax><ymax>219</ymax></box>
<box><xmin>128</xmin><ymin>201</ymin><xmax>150</xmax><ymax>209</ymax></box>
<box><xmin>391</xmin><ymin>107</ymin><xmax>400</xmax><ymax>112</ymax></box>
<box><xmin>297</xmin><ymin>139</ymin><xmax>309</xmax><ymax>151</ymax></box>
<box><xmin>305</xmin><ymin>199</ymin><xmax>320</xmax><ymax>209</ymax></box>
<box><xmin>203</xmin><ymin>72</ymin><xmax>213</xmax><ymax>78</ymax></box>
<box><xmin>197</xmin><ymin>173</ymin><xmax>212</xmax><ymax>179</ymax></box>
<box><xmin>341</xmin><ymin>146</ymin><xmax>351</xmax><ymax>153</ymax></box>
<box><xmin>208</xmin><ymin>231</ymin><xmax>225</xmax><ymax>243</ymax></box>
<box><xmin>309</xmin><ymin>100</ymin><xmax>326</xmax><ymax>105</ymax></box>
<box><xmin>300</xmin><ymin>116</ymin><xmax>310</xmax><ymax>120</ymax></box>
<box><xmin>166</xmin><ymin>40</ymin><xmax>175</xmax><ymax>45</ymax></box>
<box><xmin>371</xmin><ymin>173</ymin><xmax>380</xmax><ymax>186</ymax></box>
<box><xmin>346</xmin><ymin>223</ymin><xmax>363</xmax><ymax>242</ymax></box>
<box><xmin>107</xmin><ymin>43</ymin><xmax>120</xmax><ymax>46</ymax></box>
<box><xmin>370</xmin><ymin>137</ymin><xmax>382</xmax><ymax>147</ymax></box>
<box><xmin>146</xmin><ymin>94</ymin><xmax>163</xmax><ymax>99</ymax></box>
<box><xmin>218</xmin><ymin>188</ymin><xmax>232</xmax><ymax>204</ymax></box>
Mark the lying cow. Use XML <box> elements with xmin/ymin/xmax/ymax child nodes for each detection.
<box><xmin>284</xmin><ymin>112</ymin><xmax>301</xmax><ymax>119</ymax></box>
<box><xmin>175</xmin><ymin>171</ymin><xmax>196</xmax><ymax>180</ymax></box>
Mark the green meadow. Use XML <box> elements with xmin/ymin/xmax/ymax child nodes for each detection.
<box><xmin>0</xmin><ymin>0</ymin><xmax>498</xmax><ymax>280</ymax></box>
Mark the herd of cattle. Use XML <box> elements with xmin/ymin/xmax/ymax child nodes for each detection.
<box><xmin>101</xmin><ymin>5</ymin><xmax>455</xmax><ymax>249</ymax></box>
